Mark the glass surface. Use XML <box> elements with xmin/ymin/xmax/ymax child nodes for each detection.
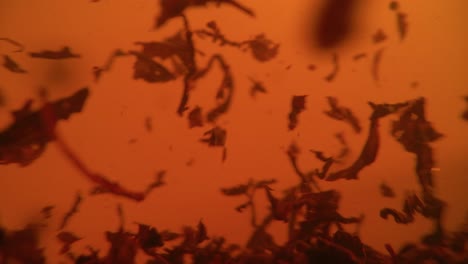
<box><xmin>0</xmin><ymin>0</ymin><xmax>467</xmax><ymax>263</ymax></box>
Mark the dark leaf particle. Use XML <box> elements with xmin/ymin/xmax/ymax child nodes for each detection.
<box><xmin>380</xmin><ymin>182</ymin><xmax>396</xmax><ymax>198</ymax></box>
<box><xmin>59</xmin><ymin>192</ymin><xmax>83</xmax><ymax>230</ymax></box>
<box><xmin>246</xmin><ymin>34</ymin><xmax>280</xmax><ymax>62</ymax></box>
<box><xmin>326</xmin><ymin>101</ymin><xmax>408</xmax><ymax>181</ymax></box>
<box><xmin>0</xmin><ymin>37</ymin><xmax>25</xmax><ymax>52</ymax></box>
<box><xmin>249</xmin><ymin>78</ymin><xmax>267</xmax><ymax>98</ymax></box>
<box><xmin>324</xmin><ymin>96</ymin><xmax>361</xmax><ymax>133</ymax></box>
<box><xmin>372</xmin><ymin>29</ymin><xmax>387</xmax><ymax>44</ymax></box>
<box><xmin>462</xmin><ymin>96</ymin><xmax>468</xmax><ymax>121</ymax></box>
<box><xmin>29</xmin><ymin>46</ymin><xmax>81</xmax><ymax>59</ymax></box>
<box><xmin>396</xmin><ymin>12</ymin><xmax>409</xmax><ymax>41</ymax></box>
<box><xmin>200</xmin><ymin>126</ymin><xmax>227</xmax><ymax>147</ymax></box>
<box><xmin>3</xmin><ymin>55</ymin><xmax>27</xmax><ymax>73</ymax></box>
<box><xmin>155</xmin><ymin>0</ymin><xmax>254</xmax><ymax>28</ymax></box>
<box><xmin>371</xmin><ymin>48</ymin><xmax>385</xmax><ymax>83</ymax></box>
<box><xmin>288</xmin><ymin>95</ymin><xmax>307</xmax><ymax>130</ymax></box>
<box><xmin>0</xmin><ymin>87</ymin><xmax>89</xmax><ymax>166</ymax></box>
<box><xmin>324</xmin><ymin>53</ymin><xmax>339</xmax><ymax>82</ymax></box>
<box><xmin>57</xmin><ymin>231</ymin><xmax>81</xmax><ymax>254</ymax></box>
<box><xmin>188</xmin><ymin>106</ymin><xmax>203</xmax><ymax>128</ymax></box>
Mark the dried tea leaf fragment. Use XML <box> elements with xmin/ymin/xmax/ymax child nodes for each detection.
<box><xmin>200</xmin><ymin>126</ymin><xmax>227</xmax><ymax>147</ymax></box>
<box><xmin>29</xmin><ymin>46</ymin><xmax>80</xmax><ymax>59</ymax></box>
<box><xmin>288</xmin><ymin>95</ymin><xmax>307</xmax><ymax>130</ymax></box>
<box><xmin>59</xmin><ymin>193</ymin><xmax>83</xmax><ymax>230</ymax></box>
<box><xmin>136</xmin><ymin>224</ymin><xmax>164</xmax><ymax>249</ymax></box>
<box><xmin>57</xmin><ymin>231</ymin><xmax>81</xmax><ymax>254</ymax></box>
<box><xmin>188</xmin><ymin>106</ymin><xmax>203</xmax><ymax>128</ymax></box>
<box><xmin>396</xmin><ymin>12</ymin><xmax>409</xmax><ymax>41</ymax></box>
<box><xmin>324</xmin><ymin>53</ymin><xmax>339</xmax><ymax>82</ymax></box>
<box><xmin>3</xmin><ymin>55</ymin><xmax>27</xmax><ymax>73</ymax></box>
<box><xmin>324</xmin><ymin>96</ymin><xmax>361</xmax><ymax>133</ymax></box>
<box><xmin>249</xmin><ymin>78</ymin><xmax>267</xmax><ymax>98</ymax></box>
<box><xmin>326</xmin><ymin>101</ymin><xmax>408</xmax><ymax>181</ymax></box>
<box><xmin>93</xmin><ymin>49</ymin><xmax>128</xmax><ymax>82</ymax></box>
<box><xmin>372</xmin><ymin>29</ymin><xmax>387</xmax><ymax>44</ymax></box>
<box><xmin>0</xmin><ymin>37</ymin><xmax>25</xmax><ymax>52</ymax></box>
<box><xmin>104</xmin><ymin>230</ymin><xmax>138</xmax><ymax>263</ymax></box>
<box><xmin>245</xmin><ymin>34</ymin><xmax>279</xmax><ymax>62</ymax></box>
<box><xmin>462</xmin><ymin>96</ymin><xmax>468</xmax><ymax>121</ymax></box>
<box><xmin>371</xmin><ymin>48</ymin><xmax>385</xmax><ymax>83</ymax></box>
<box><xmin>40</xmin><ymin>205</ymin><xmax>55</xmax><ymax>219</ymax></box>
<box><xmin>352</xmin><ymin>53</ymin><xmax>366</xmax><ymax>61</ymax></box>
<box><xmin>380</xmin><ymin>182</ymin><xmax>396</xmax><ymax>198</ymax></box>
<box><xmin>155</xmin><ymin>0</ymin><xmax>254</xmax><ymax>28</ymax></box>
<box><xmin>0</xmin><ymin>224</ymin><xmax>45</xmax><ymax>264</ymax></box>
<box><xmin>130</xmin><ymin>51</ymin><xmax>176</xmax><ymax>83</ymax></box>
<box><xmin>0</xmin><ymin>87</ymin><xmax>89</xmax><ymax>166</ymax></box>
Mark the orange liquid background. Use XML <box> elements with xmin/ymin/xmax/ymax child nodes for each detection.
<box><xmin>0</xmin><ymin>0</ymin><xmax>467</xmax><ymax>262</ymax></box>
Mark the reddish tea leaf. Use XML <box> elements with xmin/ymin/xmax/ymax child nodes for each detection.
<box><xmin>380</xmin><ymin>182</ymin><xmax>396</xmax><ymax>198</ymax></box>
<box><xmin>202</xmin><ymin>55</ymin><xmax>234</xmax><ymax>123</ymax></box>
<box><xmin>249</xmin><ymin>78</ymin><xmax>267</xmax><ymax>98</ymax></box>
<box><xmin>221</xmin><ymin>184</ymin><xmax>249</xmax><ymax>196</ymax></box>
<box><xmin>235</xmin><ymin>201</ymin><xmax>251</xmax><ymax>212</ymax></box>
<box><xmin>324</xmin><ymin>96</ymin><xmax>361</xmax><ymax>133</ymax></box>
<box><xmin>196</xmin><ymin>220</ymin><xmax>209</xmax><ymax>244</ymax></box>
<box><xmin>59</xmin><ymin>193</ymin><xmax>83</xmax><ymax>230</ymax></box>
<box><xmin>372</xmin><ymin>29</ymin><xmax>387</xmax><ymax>44</ymax></box>
<box><xmin>105</xmin><ymin>230</ymin><xmax>138</xmax><ymax>263</ymax></box>
<box><xmin>0</xmin><ymin>37</ymin><xmax>25</xmax><ymax>52</ymax></box>
<box><xmin>380</xmin><ymin>193</ymin><xmax>423</xmax><ymax>224</ymax></box>
<box><xmin>288</xmin><ymin>95</ymin><xmax>307</xmax><ymax>130</ymax></box>
<box><xmin>0</xmin><ymin>88</ymin><xmax>89</xmax><ymax>166</ymax></box>
<box><xmin>286</xmin><ymin>143</ymin><xmax>322</xmax><ymax>191</ymax></box>
<box><xmin>391</xmin><ymin>98</ymin><xmax>443</xmax><ymax>190</ymax></box>
<box><xmin>155</xmin><ymin>0</ymin><xmax>254</xmax><ymax>28</ymax></box>
<box><xmin>29</xmin><ymin>46</ymin><xmax>80</xmax><ymax>59</ymax></box>
<box><xmin>222</xmin><ymin>147</ymin><xmax>227</xmax><ymax>162</ymax></box>
<box><xmin>0</xmin><ymin>88</ymin><xmax>5</xmax><ymax>107</ymax></box>
<box><xmin>200</xmin><ymin>126</ymin><xmax>227</xmax><ymax>147</ymax></box>
<box><xmin>246</xmin><ymin>228</ymin><xmax>278</xmax><ymax>253</ymax></box>
<box><xmin>136</xmin><ymin>224</ymin><xmax>164</xmax><ymax>249</ymax></box>
<box><xmin>188</xmin><ymin>106</ymin><xmax>203</xmax><ymax>128</ymax></box>
<box><xmin>144</xmin><ymin>170</ymin><xmax>167</xmax><ymax>195</ymax></box>
<box><xmin>326</xmin><ymin>101</ymin><xmax>408</xmax><ymax>181</ymax></box>
<box><xmin>254</xmin><ymin>179</ymin><xmax>277</xmax><ymax>189</ymax></box>
<box><xmin>40</xmin><ymin>205</ymin><xmax>55</xmax><ymax>219</ymax></box>
<box><xmin>93</xmin><ymin>49</ymin><xmax>128</xmax><ymax>82</ymax></box>
<box><xmin>160</xmin><ymin>230</ymin><xmax>181</xmax><ymax>242</ymax></box>
<box><xmin>130</xmin><ymin>51</ymin><xmax>176</xmax><ymax>83</ymax></box>
<box><xmin>0</xmin><ymin>224</ymin><xmax>45</xmax><ymax>264</ymax></box>
<box><xmin>57</xmin><ymin>231</ymin><xmax>81</xmax><ymax>254</ymax></box>
<box><xmin>135</xmin><ymin>31</ymin><xmax>193</xmax><ymax>71</ymax></box>
<box><xmin>145</xmin><ymin>116</ymin><xmax>153</xmax><ymax>132</ymax></box>
<box><xmin>371</xmin><ymin>48</ymin><xmax>385</xmax><ymax>83</ymax></box>
<box><xmin>265</xmin><ymin>187</ymin><xmax>292</xmax><ymax>222</ymax></box>
<box><xmin>309</xmin><ymin>149</ymin><xmax>335</xmax><ymax>179</ymax></box>
<box><xmin>334</xmin><ymin>132</ymin><xmax>350</xmax><ymax>160</ymax></box>
<box><xmin>396</xmin><ymin>12</ymin><xmax>409</xmax><ymax>41</ymax></box>
<box><xmin>307</xmin><ymin>64</ymin><xmax>317</xmax><ymax>71</ymax></box>
<box><xmin>3</xmin><ymin>55</ymin><xmax>27</xmax><ymax>73</ymax></box>
<box><xmin>195</xmin><ymin>21</ymin><xmax>243</xmax><ymax>48</ymax></box>
<box><xmin>324</xmin><ymin>53</ymin><xmax>339</xmax><ymax>82</ymax></box>
<box><xmin>246</xmin><ymin>34</ymin><xmax>279</xmax><ymax>62</ymax></box>
<box><xmin>352</xmin><ymin>52</ymin><xmax>366</xmax><ymax>61</ymax></box>
<box><xmin>462</xmin><ymin>96</ymin><xmax>468</xmax><ymax>121</ymax></box>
